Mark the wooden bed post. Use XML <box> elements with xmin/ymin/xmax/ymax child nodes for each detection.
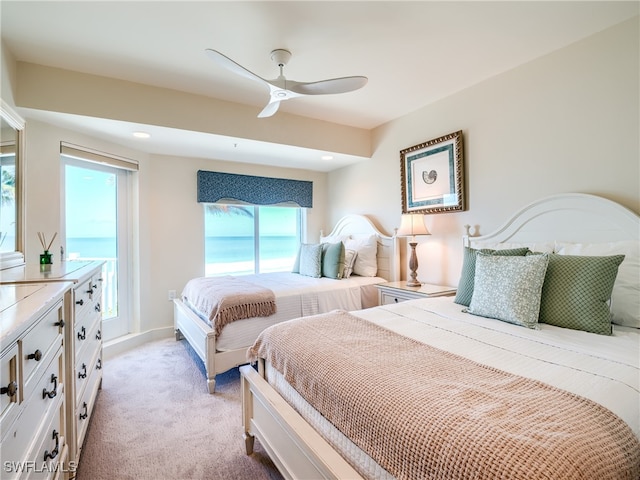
<box><xmin>241</xmin><ymin>369</ymin><xmax>255</xmax><ymax>455</ymax></box>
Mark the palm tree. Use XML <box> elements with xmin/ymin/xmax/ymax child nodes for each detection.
<box><xmin>1</xmin><ymin>168</ymin><xmax>15</xmax><ymax>206</ymax></box>
<box><xmin>204</xmin><ymin>204</ymin><xmax>254</xmax><ymax>218</ymax></box>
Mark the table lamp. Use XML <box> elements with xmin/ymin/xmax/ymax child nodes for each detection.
<box><xmin>397</xmin><ymin>214</ymin><xmax>431</xmax><ymax>287</ymax></box>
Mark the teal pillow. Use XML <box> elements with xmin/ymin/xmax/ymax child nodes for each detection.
<box><xmin>298</xmin><ymin>244</ymin><xmax>322</xmax><ymax>278</ymax></box>
<box><xmin>454</xmin><ymin>247</ymin><xmax>530</xmax><ymax>306</ymax></box>
<box><xmin>467</xmin><ymin>253</ymin><xmax>549</xmax><ymax>329</ymax></box>
<box><xmin>538</xmin><ymin>254</ymin><xmax>625</xmax><ymax>335</ymax></box>
<box><xmin>321</xmin><ymin>242</ymin><xmax>345</xmax><ymax>279</ymax></box>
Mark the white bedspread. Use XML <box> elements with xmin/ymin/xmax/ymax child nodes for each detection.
<box><xmin>201</xmin><ymin>272</ymin><xmax>383</xmax><ymax>351</ymax></box>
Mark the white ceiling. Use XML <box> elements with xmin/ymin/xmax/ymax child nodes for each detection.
<box><xmin>2</xmin><ymin>1</ymin><xmax>638</xmax><ymax>171</ymax></box>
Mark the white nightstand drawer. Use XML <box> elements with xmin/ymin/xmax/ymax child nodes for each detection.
<box><xmin>380</xmin><ymin>291</ymin><xmax>417</xmax><ymax>304</ymax></box>
<box><xmin>377</xmin><ymin>282</ymin><xmax>456</xmax><ymax>305</ymax></box>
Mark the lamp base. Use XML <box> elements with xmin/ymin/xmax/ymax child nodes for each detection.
<box><xmin>406</xmin><ymin>241</ymin><xmax>421</xmax><ymax>287</ymax></box>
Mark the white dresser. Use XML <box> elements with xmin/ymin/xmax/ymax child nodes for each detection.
<box><xmin>1</xmin><ymin>282</ymin><xmax>72</xmax><ymax>479</ymax></box>
<box><xmin>1</xmin><ymin>261</ymin><xmax>105</xmax><ymax>478</ymax></box>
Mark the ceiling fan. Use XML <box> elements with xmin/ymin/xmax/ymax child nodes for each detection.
<box><xmin>205</xmin><ymin>48</ymin><xmax>368</xmax><ymax>118</ymax></box>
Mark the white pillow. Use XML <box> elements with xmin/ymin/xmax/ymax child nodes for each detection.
<box><xmin>467</xmin><ymin>253</ymin><xmax>549</xmax><ymax>329</ymax></box>
<box><xmin>554</xmin><ymin>241</ymin><xmax>639</xmax><ymax>328</ymax></box>
<box><xmin>345</xmin><ymin>235</ymin><xmax>377</xmax><ymax>277</ymax></box>
<box><xmin>342</xmin><ymin>249</ymin><xmax>358</xmax><ymax>278</ymax></box>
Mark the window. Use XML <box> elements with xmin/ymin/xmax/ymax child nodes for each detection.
<box><xmin>62</xmin><ymin>144</ymin><xmax>137</xmax><ymax>342</ymax></box>
<box><xmin>204</xmin><ymin>205</ymin><xmax>301</xmax><ymax>276</ymax></box>
<box><xmin>0</xmin><ymin>145</ymin><xmax>16</xmax><ymax>253</ymax></box>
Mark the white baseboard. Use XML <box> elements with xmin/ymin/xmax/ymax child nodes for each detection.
<box><xmin>103</xmin><ymin>327</ymin><xmax>174</xmax><ymax>360</ymax></box>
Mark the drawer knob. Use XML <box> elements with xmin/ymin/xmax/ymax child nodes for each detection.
<box><xmin>77</xmin><ymin>326</ymin><xmax>86</xmax><ymax>340</ymax></box>
<box><xmin>96</xmin><ymin>358</ymin><xmax>102</xmax><ymax>370</ymax></box>
<box><xmin>79</xmin><ymin>402</ymin><xmax>88</xmax><ymax>420</ymax></box>
<box><xmin>76</xmin><ymin>299</ymin><xmax>84</xmax><ymax>306</ymax></box>
<box><xmin>43</xmin><ymin>374</ymin><xmax>58</xmax><ymax>399</ymax></box>
<box><xmin>1</xmin><ymin>381</ymin><xmax>17</xmax><ymax>398</ymax></box>
<box><xmin>54</xmin><ymin>319</ymin><xmax>65</xmax><ymax>328</ymax></box>
<box><xmin>95</xmin><ymin>303</ymin><xmax>101</xmax><ymax>313</ymax></box>
<box><xmin>92</xmin><ymin>283</ymin><xmax>98</xmax><ymax>290</ymax></box>
<box><xmin>96</xmin><ymin>330</ymin><xmax>102</xmax><ymax>340</ymax></box>
<box><xmin>43</xmin><ymin>430</ymin><xmax>59</xmax><ymax>461</ymax></box>
<box><xmin>28</xmin><ymin>349</ymin><xmax>43</xmax><ymax>361</ymax></box>
<box><xmin>86</xmin><ymin>288</ymin><xmax>93</xmax><ymax>294</ymax></box>
<box><xmin>78</xmin><ymin>363</ymin><xmax>87</xmax><ymax>379</ymax></box>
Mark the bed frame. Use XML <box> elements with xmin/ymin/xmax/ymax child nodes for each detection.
<box><xmin>240</xmin><ymin>193</ymin><xmax>639</xmax><ymax>479</ymax></box>
<box><xmin>174</xmin><ymin>214</ymin><xmax>399</xmax><ymax>394</ymax></box>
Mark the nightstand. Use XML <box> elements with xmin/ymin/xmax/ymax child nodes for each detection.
<box><xmin>377</xmin><ymin>281</ymin><xmax>457</xmax><ymax>305</ymax></box>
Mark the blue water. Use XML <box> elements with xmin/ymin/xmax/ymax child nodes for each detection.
<box><xmin>66</xmin><ymin>237</ymin><xmax>116</xmax><ymax>259</ymax></box>
<box><xmin>206</xmin><ymin>235</ymin><xmax>298</xmax><ymax>263</ymax></box>
<box><xmin>66</xmin><ymin>236</ymin><xmax>298</xmax><ymax>263</ymax></box>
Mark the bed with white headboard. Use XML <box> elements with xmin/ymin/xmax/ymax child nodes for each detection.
<box><xmin>241</xmin><ymin>193</ymin><xmax>639</xmax><ymax>480</ymax></box>
<box><xmin>174</xmin><ymin>214</ymin><xmax>399</xmax><ymax>393</ymax></box>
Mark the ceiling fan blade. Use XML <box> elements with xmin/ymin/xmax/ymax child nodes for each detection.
<box><xmin>257</xmin><ymin>99</ymin><xmax>281</xmax><ymax>118</ymax></box>
<box><xmin>205</xmin><ymin>49</ymin><xmax>269</xmax><ymax>86</ymax></box>
<box><xmin>288</xmin><ymin>76</ymin><xmax>368</xmax><ymax>95</ymax></box>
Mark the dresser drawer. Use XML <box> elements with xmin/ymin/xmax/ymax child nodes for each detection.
<box><xmin>24</xmin><ymin>395</ymin><xmax>66</xmax><ymax>480</ymax></box>
<box><xmin>75</xmin><ymin>326</ymin><xmax>102</xmax><ymax>405</ymax></box>
<box><xmin>72</xmin><ymin>278</ymin><xmax>96</xmax><ymax>319</ymax></box>
<box><xmin>22</xmin><ymin>335</ymin><xmax>63</xmax><ymax>407</ymax></box>
<box><xmin>75</xmin><ymin>362</ymin><xmax>101</xmax><ymax>452</ymax></box>
<box><xmin>73</xmin><ymin>306</ymin><xmax>100</xmax><ymax>363</ymax></box>
<box><xmin>22</xmin><ymin>349</ymin><xmax>64</xmax><ymax>443</ymax></box>
<box><xmin>0</xmin><ymin>349</ymin><xmax>64</xmax><ymax>475</ymax></box>
<box><xmin>21</xmin><ymin>301</ymin><xmax>64</xmax><ymax>387</ymax></box>
<box><xmin>0</xmin><ymin>343</ymin><xmax>20</xmax><ymax>435</ymax></box>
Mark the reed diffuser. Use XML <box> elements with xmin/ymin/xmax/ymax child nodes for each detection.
<box><xmin>38</xmin><ymin>232</ymin><xmax>57</xmax><ymax>265</ymax></box>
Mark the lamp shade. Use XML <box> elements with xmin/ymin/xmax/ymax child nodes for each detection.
<box><xmin>397</xmin><ymin>214</ymin><xmax>430</xmax><ymax>237</ymax></box>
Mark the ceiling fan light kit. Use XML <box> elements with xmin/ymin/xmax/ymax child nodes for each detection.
<box><xmin>205</xmin><ymin>48</ymin><xmax>368</xmax><ymax>118</ymax></box>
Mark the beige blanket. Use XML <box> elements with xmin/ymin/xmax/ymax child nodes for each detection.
<box><xmin>182</xmin><ymin>276</ymin><xmax>276</xmax><ymax>338</ymax></box>
<box><xmin>248</xmin><ymin>310</ymin><xmax>640</xmax><ymax>480</ymax></box>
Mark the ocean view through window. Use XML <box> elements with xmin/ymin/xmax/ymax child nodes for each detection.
<box><xmin>63</xmin><ymin>154</ymin><xmax>134</xmax><ymax>342</ymax></box>
<box><xmin>205</xmin><ymin>205</ymin><xmax>301</xmax><ymax>276</ymax></box>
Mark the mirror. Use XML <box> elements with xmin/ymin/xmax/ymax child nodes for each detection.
<box><xmin>0</xmin><ymin>100</ymin><xmax>25</xmax><ymax>269</ymax></box>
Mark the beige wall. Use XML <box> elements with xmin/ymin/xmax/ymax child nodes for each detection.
<box><xmin>19</xmin><ymin>119</ymin><xmax>327</xmax><ymax>337</ymax></box>
<box><xmin>328</xmin><ymin>17</ymin><xmax>639</xmax><ymax>287</ymax></box>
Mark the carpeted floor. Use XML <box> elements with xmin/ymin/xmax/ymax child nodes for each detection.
<box><xmin>75</xmin><ymin>337</ymin><xmax>283</xmax><ymax>480</ymax></box>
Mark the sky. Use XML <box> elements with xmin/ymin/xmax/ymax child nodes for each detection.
<box><xmin>65</xmin><ymin>164</ymin><xmax>117</xmax><ymax>238</ymax></box>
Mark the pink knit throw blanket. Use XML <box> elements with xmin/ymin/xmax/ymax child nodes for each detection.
<box><xmin>248</xmin><ymin>310</ymin><xmax>640</xmax><ymax>480</ymax></box>
<box><xmin>182</xmin><ymin>276</ymin><xmax>276</xmax><ymax>338</ymax></box>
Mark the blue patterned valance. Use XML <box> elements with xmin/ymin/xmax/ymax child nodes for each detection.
<box><xmin>197</xmin><ymin>170</ymin><xmax>313</xmax><ymax>208</ymax></box>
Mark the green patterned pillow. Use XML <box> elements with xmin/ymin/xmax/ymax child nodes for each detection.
<box><xmin>321</xmin><ymin>241</ymin><xmax>345</xmax><ymax>279</ymax></box>
<box><xmin>454</xmin><ymin>247</ymin><xmax>530</xmax><ymax>306</ymax></box>
<box><xmin>298</xmin><ymin>243</ymin><xmax>323</xmax><ymax>278</ymax></box>
<box><xmin>538</xmin><ymin>254</ymin><xmax>625</xmax><ymax>335</ymax></box>
<box><xmin>467</xmin><ymin>253</ymin><xmax>549</xmax><ymax>329</ymax></box>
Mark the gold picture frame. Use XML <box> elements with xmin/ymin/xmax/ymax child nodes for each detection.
<box><xmin>400</xmin><ymin>130</ymin><xmax>465</xmax><ymax>214</ymax></box>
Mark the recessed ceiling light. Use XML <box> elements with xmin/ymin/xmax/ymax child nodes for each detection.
<box><xmin>321</xmin><ymin>155</ymin><xmax>334</xmax><ymax>161</ymax></box>
<box><xmin>132</xmin><ymin>131</ymin><xmax>151</xmax><ymax>139</ymax></box>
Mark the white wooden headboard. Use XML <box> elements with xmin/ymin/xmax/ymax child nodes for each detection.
<box><xmin>466</xmin><ymin>193</ymin><xmax>639</xmax><ymax>248</ymax></box>
<box><xmin>324</xmin><ymin>214</ymin><xmax>400</xmax><ymax>282</ymax></box>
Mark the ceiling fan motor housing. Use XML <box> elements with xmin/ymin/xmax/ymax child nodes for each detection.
<box><xmin>270</xmin><ymin>49</ymin><xmax>291</xmax><ymax>67</ymax></box>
